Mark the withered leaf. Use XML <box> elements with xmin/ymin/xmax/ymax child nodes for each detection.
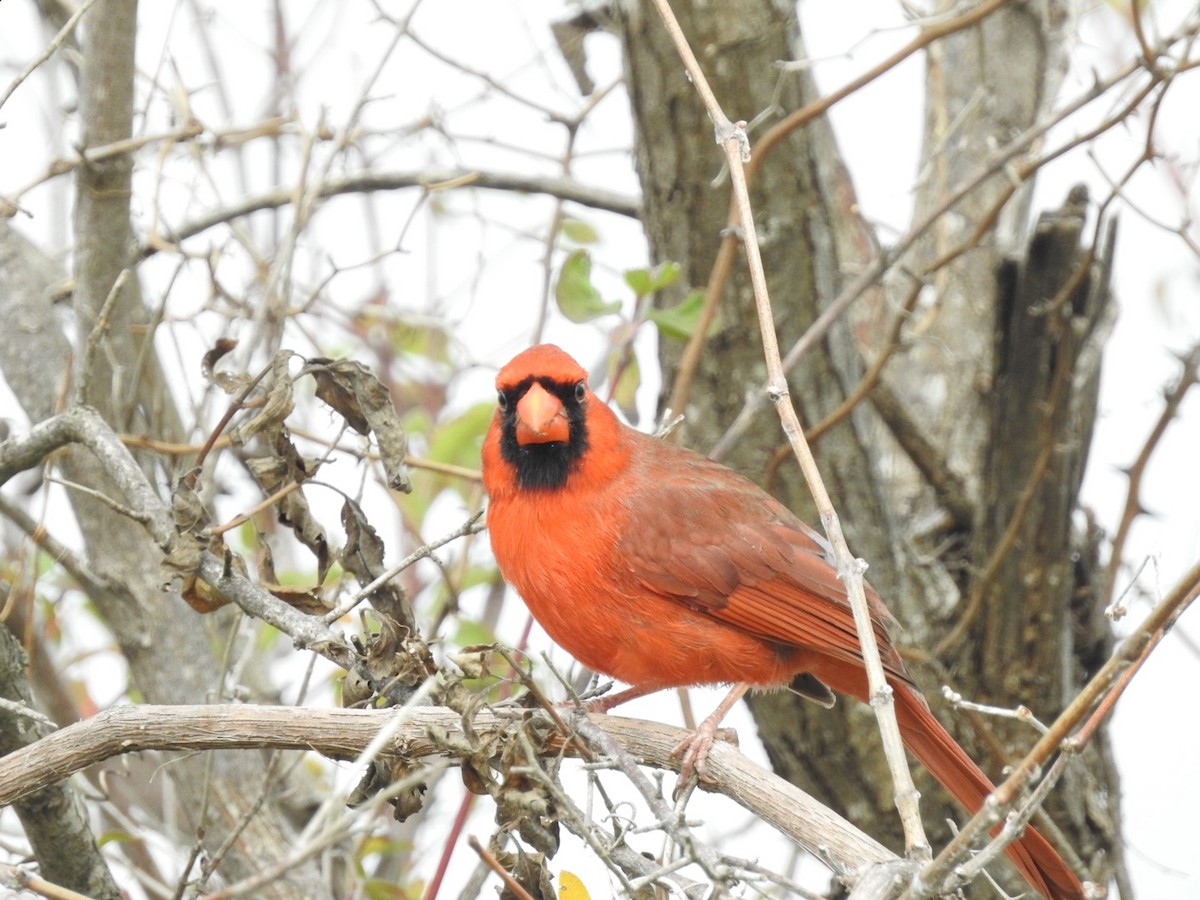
<box><xmin>244</xmin><ymin>434</ymin><xmax>330</xmax><ymax>582</ymax></box>
<box><xmin>493</xmin><ymin>715</ymin><xmax>561</xmax><ymax>856</ymax></box>
<box><xmin>170</xmin><ymin>475</ymin><xmax>209</xmax><ymax>535</ymax></box>
<box><xmin>263</xmin><ymin>583</ymin><xmax>329</xmax><ymax>615</ymax></box>
<box><xmin>340</xmin><ymin>499</ymin><xmax>409</xmax><ymax>626</ymax></box>
<box><xmin>450</xmin><ymin>646</ymin><xmax>496</xmax><ymax>680</ymax></box>
<box><xmin>201</xmin><ymin>337</ymin><xmax>238</xmax><ymax>377</ymax></box>
<box><xmin>257</xmin><ymin>539</ymin><xmax>277</xmax><ymax>584</ymax></box>
<box><xmin>231</xmin><ymin>351</ymin><xmax>295</xmax><ymax>445</ymax></box>
<box><xmin>178</xmin><ymin>573</ymin><xmax>230</xmax><ymax>613</ymax></box>
<box><xmin>171</xmin><ymin>537</ymin><xmax>245</xmax><ymax>614</ymax></box>
<box><xmin>340</xmin><ymin>669</ymin><xmax>373</xmax><ymax>708</ymax></box>
<box><xmin>347</xmin><ymin>612</ymin><xmax>436</xmax><ymax>708</ymax></box>
<box><xmin>201</xmin><ymin>337</ymin><xmax>248</xmax><ymax>393</ymax></box>
<box><xmin>303</xmin><ymin>357</ymin><xmax>411</xmax><ymax>492</ymax></box>
<box><xmin>163</xmin><ymin>476</ymin><xmax>213</xmax><ymax>602</ymax></box>
<box><xmin>340</xmin><ymin>498</ymin><xmax>386</xmax><ymax>578</ymax></box>
<box><xmin>460</xmin><ymin>756</ymin><xmax>495</xmax><ymax>797</ymax></box>
<box><xmin>499</xmin><ymin>845</ymin><xmax>555</xmax><ymax>900</ymax></box>
<box><xmin>347</xmin><ymin>758</ymin><xmax>427</xmax><ymax>822</ymax></box>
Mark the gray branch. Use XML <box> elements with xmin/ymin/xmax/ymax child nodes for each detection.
<box><xmin>145</xmin><ymin>168</ymin><xmax>641</xmax><ymax>257</ymax></box>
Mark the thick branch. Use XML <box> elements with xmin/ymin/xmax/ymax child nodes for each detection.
<box><xmin>0</xmin><ymin>705</ymin><xmax>897</xmax><ymax>886</ymax></box>
<box><xmin>0</xmin><ymin>406</ymin><xmax>173</xmax><ymax>545</ymax></box>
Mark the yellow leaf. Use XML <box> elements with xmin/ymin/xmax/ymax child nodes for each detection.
<box><xmin>558</xmin><ymin>870</ymin><xmax>591</xmax><ymax>900</ymax></box>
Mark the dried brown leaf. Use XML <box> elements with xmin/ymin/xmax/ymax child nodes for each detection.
<box><xmin>303</xmin><ymin>358</ymin><xmax>411</xmax><ymax>492</ymax></box>
<box><xmin>340</xmin><ymin>499</ymin><xmax>408</xmax><ymax>626</ymax></box>
<box><xmin>201</xmin><ymin>337</ymin><xmax>248</xmax><ymax>393</ymax></box>
<box><xmin>263</xmin><ymin>583</ymin><xmax>329</xmax><ymax>615</ymax></box>
<box><xmin>230</xmin><ymin>351</ymin><xmax>295</xmax><ymax>445</ymax></box>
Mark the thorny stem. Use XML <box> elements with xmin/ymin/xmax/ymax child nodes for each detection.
<box><xmin>647</xmin><ymin>0</ymin><xmax>930</xmax><ymax>861</ymax></box>
<box><xmin>1103</xmin><ymin>345</ymin><xmax>1200</xmax><ymax>610</ymax></box>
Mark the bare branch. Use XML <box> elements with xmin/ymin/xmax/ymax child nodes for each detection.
<box><xmin>143</xmin><ymin>168</ymin><xmax>641</xmax><ymax>258</ymax></box>
<box><xmin>0</xmin><ymin>705</ymin><xmax>897</xmax><ymax>886</ymax></box>
<box><xmin>0</xmin><ymin>0</ymin><xmax>103</xmax><ymax>114</ymax></box>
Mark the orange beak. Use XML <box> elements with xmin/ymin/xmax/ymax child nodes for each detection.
<box><xmin>515</xmin><ymin>382</ymin><xmax>571</xmax><ymax>445</ymax></box>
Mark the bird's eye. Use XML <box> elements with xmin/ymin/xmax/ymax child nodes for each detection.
<box><xmin>574</xmin><ymin>381</ymin><xmax>586</xmax><ymax>402</ymax></box>
<box><xmin>497</xmin><ymin>391</ymin><xmax>508</xmax><ymax>411</ymax></box>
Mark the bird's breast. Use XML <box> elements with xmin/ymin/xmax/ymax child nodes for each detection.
<box><xmin>487</xmin><ymin>487</ymin><xmax>800</xmax><ymax>690</ymax></box>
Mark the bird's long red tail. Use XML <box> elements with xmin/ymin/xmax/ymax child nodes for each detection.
<box><xmin>816</xmin><ymin>658</ymin><xmax>1083</xmax><ymax>899</ymax></box>
<box><xmin>893</xmin><ymin>682</ymin><xmax>1084</xmax><ymax>900</ymax></box>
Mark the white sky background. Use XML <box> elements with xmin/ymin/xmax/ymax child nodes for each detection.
<box><xmin>1</xmin><ymin>0</ymin><xmax>1199</xmax><ymax>897</ymax></box>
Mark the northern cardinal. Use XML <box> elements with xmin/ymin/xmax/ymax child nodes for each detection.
<box><xmin>481</xmin><ymin>344</ymin><xmax>1084</xmax><ymax>900</ymax></box>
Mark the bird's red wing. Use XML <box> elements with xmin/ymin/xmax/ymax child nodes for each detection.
<box><xmin>617</xmin><ymin>481</ymin><xmax>910</xmax><ymax>685</ymax></box>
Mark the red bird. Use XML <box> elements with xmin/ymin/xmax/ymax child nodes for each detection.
<box><xmin>481</xmin><ymin>344</ymin><xmax>1084</xmax><ymax>900</ymax></box>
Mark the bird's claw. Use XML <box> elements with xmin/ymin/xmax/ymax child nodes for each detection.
<box><xmin>670</xmin><ymin>722</ymin><xmax>739</xmax><ymax>785</ymax></box>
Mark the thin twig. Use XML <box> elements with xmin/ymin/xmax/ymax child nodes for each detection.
<box><xmin>0</xmin><ymin>864</ymin><xmax>95</xmax><ymax>900</ymax></box>
<box><xmin>323</xmin><ymin>512</ymin><xmax>484</xmax><ymax>622</ymax></box>
<box><xmin>209</xmin><ymin>481</ymin><xmax>302</xmax><ymax>537</ymax></box>
<box><xmin>0</xmin><ymin>0</ymin><xmax>104</xmax><ymax>112</ymax></box>
<box><xmin>44</xmin><ymin>475</ymin><xmax>153</xmax><ymax>525</ymax></box>
<box><xmin>74</xmin><ymin>267</ymin><xmax>130</xmax><ymax>409</ymax></box>
<box><xmin>465</xmin><ymin>836</ymin><xmax>535</xmax><ymax>900</ymax></box>
<box><xmin>906</xmin><ymin>554</ymin><xmax>1200</xmax><ymax>898</ymax></box>
<box><xmin>142</xmin><ymin>168</ymin><xmax>640</xmax><ymax>258</ymax></box>
<box><xmin>1103</xmin><ymin>345</ymin><xmax>1200</xmax><ymax>610</ymax></box>
<box><xmin>0</xmin><ymin>698</ymin><xmax>58</xmax><ymax>731</ymax></box>
<box><xmin>647</xmin><ymin>0</ymin><xmax>929</xmax><ymax>860</ymax></box>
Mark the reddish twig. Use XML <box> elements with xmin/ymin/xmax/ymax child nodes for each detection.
<box><xmin>647</xmin><ymin>0</ymin><xmax>930</xmax><ymax>860</ymax></box>
<box><xmin>1103</xmin><ymin>345</ymin><xmax>1200</xmax><ymax>611</ymax></box>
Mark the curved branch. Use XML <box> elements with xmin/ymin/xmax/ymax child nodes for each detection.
<box><xmin>143</xmin><ymin>168</ymin><xmax>641</xmax><ymax>257</ymax></box>
<box><xmin>0</xmin><ymin>704</ymin><xmax>897</xmax><ymax>886</ymax></box>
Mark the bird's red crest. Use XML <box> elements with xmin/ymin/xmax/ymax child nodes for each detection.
<box><xmin>496</xmin><ymin>344</ymin><xmax>588</xmax><ymax>391</ymax></box>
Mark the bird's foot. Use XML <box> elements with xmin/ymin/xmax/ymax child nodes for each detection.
<box><xmin>669</xmin><ymin>720</ymin><xmax>739</xmax><ymax>784</ymax></box>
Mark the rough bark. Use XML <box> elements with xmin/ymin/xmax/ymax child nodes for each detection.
<box><xmin>616</xmin><ymin>0</ymin><xmax>1120</xmax><ymax>894</ymax></box>
<box><xmin>0</xmin><ymin>603</ymin><xmax>121</xmax><ymax>899</ymax></box>
<box><xmin>887</xmin><ymin>0</ymin><xmax>1071</xmax><ymax>488</ymax></box>
<box><xmin>964</xmin><ymin>192</ymin><xmax>1121</xmax><ymax>877</ymax></box>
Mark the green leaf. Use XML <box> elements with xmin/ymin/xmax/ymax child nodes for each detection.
<box><xmin>624</xmin><ymin>261</ymin><xmax>681</xmax><ymax>299</ymax></box>
<box><xmin>390</xmin><ymin>318</ymin><xmax>451</xmax><ymax>363</ymax></box>
<box><xmin>427</xmin><ymin>401</ymin><xmax>493</xmax><ymax>470</ymax></box>
<box><xmin>646</xmin><ymin>290</ymin><xmax>706</xmax><ymax>340</ymax></box>
<box><xmin>452</xmin><ymin>617</ymin><xmax>498</xmax><ymax>648</ymax></box>
<box><xmin>561</xmin><ymin>218</ymin><xmax>599</xmax><ymax>245</ymax></box>
<box><xmin>97</xmin><ymin>831</ymin><xmax>136</xmax><ymax>848</ymax></box>
<box><xmin>555</xmin><ymin>250</ymin><xmax>621</xmax><ymax>323</ymax></box>
<box><xmin>363</xmin><ymin>879</ymin><xmax>418</xmax><ymax>900</ymax></box>
<box><xmin>607</xmin><ymin>351</ymin><xmax>641</xmax><ymax>425</ymax></box>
